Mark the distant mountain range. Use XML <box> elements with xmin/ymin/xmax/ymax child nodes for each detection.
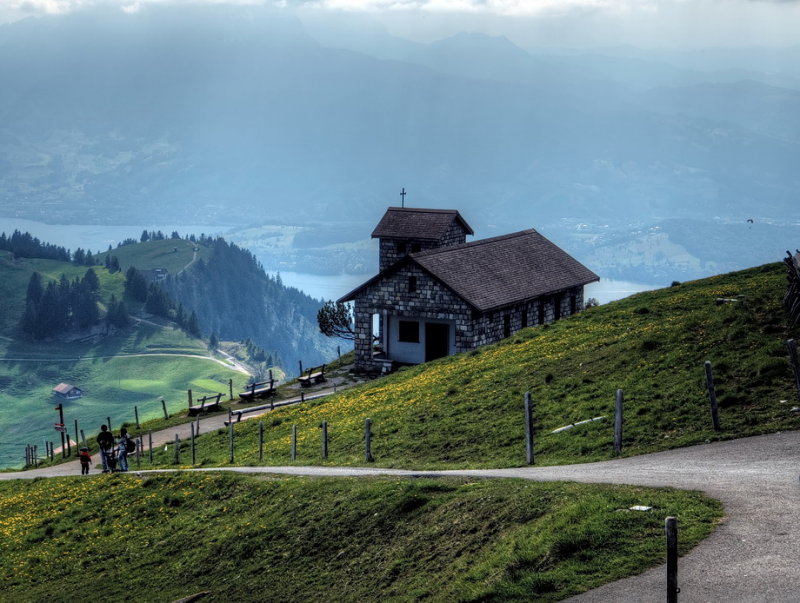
<box><xmin>1</xmin><ymin>5</ymin><xmax>798</xmax><ymax>232</ymax></box>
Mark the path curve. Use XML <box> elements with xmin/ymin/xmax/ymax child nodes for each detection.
<box><xmin>4</xmin><ymin>431</ymin><xmax>799</xmax><ymax>602</ymax></box>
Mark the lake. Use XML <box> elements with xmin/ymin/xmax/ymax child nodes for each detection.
<box><xmin>0</xmin><ymin>217</ymin><xmax>658</xmax><ymax>305</ymax></box>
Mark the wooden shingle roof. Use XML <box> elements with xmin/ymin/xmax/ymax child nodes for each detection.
<box><xmin>412</xmin><ymin>230</ymin><xmax>599</xmax><ymax>312</ymax></box>
<box><xmin>371</xmin><ymin>207</ymin><xmax>474</xmax><ymax>240</ymax></box>
<box><xmin>341</xmin><ymin>229</ymin><xmax>599</xmax><ymax>312</ymax></box>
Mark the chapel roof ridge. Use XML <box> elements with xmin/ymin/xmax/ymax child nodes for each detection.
<box><xmin>410</xmin><ymin>228</ymin><xmax>537</xmax><ymax>257</ymax></box>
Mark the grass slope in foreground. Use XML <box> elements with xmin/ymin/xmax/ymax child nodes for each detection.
<box><xmin>147</xmin><ymin>263</ymin><xmax>799</xmax><ymax>470</ymax></box>
<box><xmin>0</xmin><ymin>473</ymin><xmax>721</xmax><ymax>602</ymax></box>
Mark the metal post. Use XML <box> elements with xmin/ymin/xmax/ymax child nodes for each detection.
<box><xmin>135</xmin><ymin>406</ymin><xmax>140</xmax><ymax>429</ymax></box>
<box><xmin>787</xmin><ymin>339</ymin><xmax>800</xmax><ymax>402</ymax></box>
<box><xmin>187</xmin><ymin>389</ymin><xmax>192</xmax><ymax>411</ymax></box>
<box><xmin>174</xmin><ymin>434</ymin><xmax>180</xmax><ymax>465</ymax></box>
<box><xmin>135</xmin><ymin>437</ymin><xmax>141</xmax><ymax>468</ymax></box>
<box><xmin>321</xmin><ymin>420</ymin><xmax>328</xmax><ymax>460</ymax></box>
<box><xmin>666</xmin><ymin>517</ymin><xmax>679</xmax><ymax>603</ymax></box>
<box><xmin>161</xmin><ymin>398</ymin><xmax>168</xmax><ymax>420</ymax></box>
<box><xmin>50</xmin><ymin>441</ymin><xmax>54</xmax><ymax>461</ymax></box>
<box><xmin>229</xmin><ymin>378</ymin><xmax>233</xmax><ymax>401</ymax></box>
<box><xmin>291</xmin><ymin>424</ymin><xmax>297</xmax><ymax>461</ymax></box>
<box><xmin>524</xmin><ymin>392</ymin><xmax>534</xmax><ymax>465</ymax></box>
<box><xmin>107</xmin><ymin>416</ymin><xmax>112</xmax><ymax>432</ymax></box>
<box><xmin>365</xmin><ymin>418</ymin><xmax>373</xmax><ymax>462</ymax></box>
<box><xmin>74</xmin><ymin>419</ymin><xmax>79</xmax><ymax>456</ymax></box>
<box><xmin>229</xmin><ymin>422</ymin><xmax>234</xmax><ymax>463</ymax></box>
<box><xmin>614</xmin><ymin>389</ymin><xmax>624</xmax><ymax>455</ymax></box>
<box><xmin>191</xmin><ymin>421</ymin><xmax>196</xmax><ymax>465</ymax></box>
<box><xmin>704</xmin><ymin>361</ymin><xmax>721</xmax><ymax>431</ymax></box>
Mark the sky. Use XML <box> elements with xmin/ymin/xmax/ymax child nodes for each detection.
<box><xmin>1</xmin><ymin>0</ymin><xmax>799</xmax><ymax>49</ymax></box>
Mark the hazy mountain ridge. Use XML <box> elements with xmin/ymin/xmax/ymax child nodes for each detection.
<box><xmin>1</xmin><ymin>4</ymin><xmax>798</xmax><ymax>233</ymax></box>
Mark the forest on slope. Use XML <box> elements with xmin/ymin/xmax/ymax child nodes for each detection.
<box><xmin>158</xmin><ymin>237</ymin><xmax>338</xmax><ymax>373</ymax></box>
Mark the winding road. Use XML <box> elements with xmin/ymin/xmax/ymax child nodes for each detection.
<box><xmin>3</xmin><ymin>428</ymin><xmax>798</xmax><ymax>601</ymax></box>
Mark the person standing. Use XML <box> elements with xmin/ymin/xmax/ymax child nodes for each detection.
<box><xmin>78</xmin><ymin>447</ymin><xmax>92</xmax><ymax>475</ymax></box>
<box><xmin>96</xmin><ymin>424</ymin><xmax>114</xmax><ymax>473</ymax></box>
<box><xmin>116</xmin><ymin>427</ymin><xmax>130</xmax><ymax>472</ymax></box>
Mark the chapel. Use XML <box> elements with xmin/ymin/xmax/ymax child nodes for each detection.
<box><xmin>340</xmin><ymin>207</ymin><xmax>599</xmax><ymax>372</ymax></box>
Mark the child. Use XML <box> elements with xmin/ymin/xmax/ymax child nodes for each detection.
<box><xmin>79</xmin><ymin>447</ymin><xmax>92</xmax><ymax>475</ymax></box>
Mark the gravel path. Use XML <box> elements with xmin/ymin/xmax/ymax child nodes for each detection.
<box><xmin>4</xmin><ymin>429</ymin><xmax>799</xmax><ymax>602</ymax></box>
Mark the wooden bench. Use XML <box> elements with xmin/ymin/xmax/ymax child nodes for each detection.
<box><xmin>188</xmin><ymin>392</ymin><xmax>223</xmax><ymax>415</ymax></box>
<box><xmin>238</xmin><ymin>379</ymin><xmax>276</xmax><ymax>401</ymax></box>
<box><xmin>297</xmin><ymin>365</ymin><xmax>326</xmax><ymax>388</ymax></box>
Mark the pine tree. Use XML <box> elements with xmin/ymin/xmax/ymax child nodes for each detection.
<box><xmin>83</xmin><ymin>268</ymin><xmax>100</xmax><ymax>293</ymax></box>
<box><xmin>124</xmin><ymin>267</ymin><xmax>148</xmax><ymax>302</ymax></box>
<box><xmin>25</xmin><ymin>272</ymin><xmax>43</xmax><ymax>306</ymax></box>
<box><xmin>186</xmin><ymin>311</ymin><xmax>201</xmax><ymax>337</ymax></box>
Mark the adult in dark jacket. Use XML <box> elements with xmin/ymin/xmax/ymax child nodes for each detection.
<box><xmin>96</xmin><ymin>424</ymin><xmax>115</xmax><ymax>473</ymax></box>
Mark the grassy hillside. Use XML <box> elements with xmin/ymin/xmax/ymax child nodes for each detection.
<box><xmin>95</xmin><ymin>237</ymin><xmax>211</xmax><ymax>273</ymax></box>
<box><xmin>143</xmin><ymin>263</ymin><xmax>799</xmax><ymax>470</ymax></box>
<box><xmin>0</xmin><ymin>473</ymin><xmax>721</xmax><ymax>602</ymax></box>
<box><xmin>0</xmin><ymin>251</ymin><xmax>248</xmax><ymax>469</ymax></box>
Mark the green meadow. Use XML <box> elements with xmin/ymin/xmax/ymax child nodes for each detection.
<box><xmin>0</xmin><ymin>473</ymin><xmax>721</xmax><ymax>602</ymax></box>
<box><xmin>0</xmin><ymin>249</ymin><xmax>248</xmax><ymax>469</ymax></box>
<box><xmin>139</xmin><ymin>263</ymin><xmax>798</xmax><ymax>470</ymax></box>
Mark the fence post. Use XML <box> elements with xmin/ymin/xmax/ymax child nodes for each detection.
<box><xmin>614</xmin><ymin>389</ymin><xmax>624</xmax><ymax>455</ymax></box>
<box><xmin>134</xmin><ymin>406</ymin><xmax>140</xmax><ymax>429</ymax></box>
<box><xmin>704</xmin><ymin>361</ymin><xmax>721</xmax><ymax>431</ymax></box>
<box><xmin>66</xmin><ymin>433</ymin><xmax>71</xmax><ymax>458</ymax></box>
<box><xmin>74</xmin><ymin>420</ymin><xmax>79</xmax><ymax>456</ymax></box>
<box><xmin>196</xmin><ymin>416</ymin><xmax>200</xmax><ymax>437</ymax></box>
<box><xmin>80</xmin><ymin>429</ymin><xmax>87</xmax><ymax>450</ymax></box>
<box><xmin>229</xmin><ymin>422</ymin><xmax>234</xmax><ymax>464</ymax></box>
<box><xmin>161</xmin><ymin>398</ymin><xmax>168</xmax><ymax>420</ymax></box>
<box><xmin>148</xmin><ymin>430</ymin><xmax>153</xmax><ymax>463</ymax></box>
<box><xmin>174</xmin><ymin>434</ymin><xmax>180</xmax><ymax>465</ymax></box>
<box><xmin>50</xmin><ymin>441</ymin><xmax>55</xmax><ymax>461</ymax></box>
<box><xmin>259</xmin><ymin>421</ymin><xmax>264</xmax><ymax>461</ymax></box>
<box><xmin>187</xmin><ymin>389</ymin><xmax>192</xmax><ymax>411</ymax></box>
<box><xmin>229</xmin><ymin>378</ymin><xmax>233</xmax><ymax>401</ymax></box>
<box><xmin>291</xmin><ymin>425</ymin><xmax>297</xmax><ymax>461</ymax></box>
<box><xmin>190</xmin><ymin>422</ymin><xmax>196</xmax><ymax>465</ymax></box>
<box><xmin>33</xmin><ymin>445</ymin><xmax>38</xmax><ymax>468</ymax></box>
<box><xmin>524</xmin><ymin>392</ymin><xmax>534</xmax><ymax>465</ymax></box>
<box><xmin>365</xmin><ymin>418</ymin><xmax>374</xmax><ymax>462</ymax></box>
<box><xmin>787</xmin><ymin>339</ymin><xmax>800</xmax><ymax>402</ymax></box>
<box><xmin>321</xmin><ymin>420</ymin><xmax>328</xmax><ymax>460</ymax></box>
<box><xmin>107</xmin><ymin>416</ymin><xmax>112</xmax><ymax>432</ymax></box>
<box><xmin>666</xmin><ymin>517</ymin><xmax>679</xmax><ymax>603</ymax></box>
<box><xmin>135</xmin><ymin>437</ymin><xmax>141</xmax><ymax>468</ymax></box>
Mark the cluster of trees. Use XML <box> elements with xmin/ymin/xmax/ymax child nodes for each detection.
<box><xmin>71</xmin><ymin>248</ymin><xmax>98</xmax><ymax>267</ymax></box>
<box><xmin>124</xmin><ymin>266</ymin><xmax>200</xmax><ymax>337</ymax></box>
<box><xmin>19</xmin><ymin>269</ymin><xmax>128</xmax><ymax>339</ymax></box>
<box><xmin>0</xmin><ymin>230</ymin><xmax>70</xmax><ymax>262</ymax></box>
<box><xmin>161</xmin><ymin>236</ymin><xmax>337</xmax><ymax>373</ymax></box>
<box><xmin>139</xmin><ymin>230</ymin><xmax>181</xmax><ymax>243</ymax></box>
